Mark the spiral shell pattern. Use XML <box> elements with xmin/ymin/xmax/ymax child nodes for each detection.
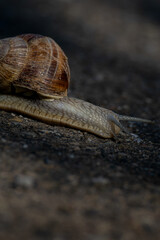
<box><xmin>0</xmin><ymin>34</ymin><xmax>70</xmax><ymax>98</ymax></box>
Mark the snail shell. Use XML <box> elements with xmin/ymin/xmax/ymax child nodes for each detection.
<box><xmin>0</xmin><ymin>34</ymin><xmax>70</xmax><ymax>98</ymax></box>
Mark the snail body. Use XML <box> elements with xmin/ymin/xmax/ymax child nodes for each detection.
<box><xmin>0</xmin><ymin>34</ymin><xmax>151</xmax><ymax>138</ymax></box>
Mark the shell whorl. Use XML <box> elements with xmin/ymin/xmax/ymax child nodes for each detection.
<box><xmin>0</xmin><ymin>34</ymin><xmax>70</xmax><ymax>98</ymax></box>
<box><xmin>0</xmin><ymin>37</ymin><xmax>28</xmax><ymax>93</ymax></box>
<box><xmin>0</xmin><ymin>40</ymin><xmax>9</xmax><ymax>60</ymax></box>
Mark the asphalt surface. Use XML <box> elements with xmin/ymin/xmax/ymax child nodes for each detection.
<box><xmin>0</xmin><ymin>0</ymin><xmax>160</xmax><ymax>239</ymax></box>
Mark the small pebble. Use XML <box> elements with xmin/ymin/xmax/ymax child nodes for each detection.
<box><xmin>92</xmin><ymin>177</ymin><xmax>109</xmax><ymax>185</ymax></box>
<box><xmin>13</xmin><ymin>175</ymin><xmax>35</xmax><ymax>188</ymax></box>
<box><xmin>69</xmin><ymin>153</ymin><xmax>75</xmax><ymax>159</ymax></box>
<box><xmin>131</xmin><ymin>133</ymin><xmax>143</xmax><ymax>143</ymax></box>
<box><xmin>1</xmin><ymin>138</ymin><xmax>6</xmax><ymax>143</ymax></box>
<box><xmin>23</xmin><ymin>144</ymin><xmax>28</xmax><ymax>149</ymax></box>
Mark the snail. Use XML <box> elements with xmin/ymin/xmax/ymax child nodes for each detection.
<box><xmin>0</xmin><ymin>34</ymin><xmax>151</xmax><ymax>138</ymax></box>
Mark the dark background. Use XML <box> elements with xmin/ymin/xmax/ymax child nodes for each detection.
<box><xmin>0</xmin><ymin>0</ymin><xmax>160</xmax><ymax>240</ymax></box>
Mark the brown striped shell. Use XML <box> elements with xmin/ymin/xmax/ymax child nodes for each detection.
<box><xmin>0</xmin><ymin>34</ymin><xmax>70</xmax><ymax>98</ymax></box>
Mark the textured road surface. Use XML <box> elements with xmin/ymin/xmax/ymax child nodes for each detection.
<box><xmin>0</xmin><ymin>0</ymin><xmax>160</xmax><ymax>239</ymax></box>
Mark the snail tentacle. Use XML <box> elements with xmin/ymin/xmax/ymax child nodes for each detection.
<box><xmin>117</xmin><ymin>115</ymin><xmax>152</xmax><ymax>123</ymax></box>
<box><xmin>107</xmin><ymin>115</ymin><xmax>130</xmax><ymax>135</ymax></box>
